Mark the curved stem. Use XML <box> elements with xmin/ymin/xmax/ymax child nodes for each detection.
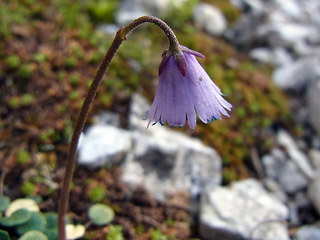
<box><xmin>57</xmin><ymin>16</ymin><xmax>181</xmax><ymax>240</ymax></box>
<box><xmin>121</xmin><ymin>16</ymin><xmax>180</xmax><ymax>50</ymax></box>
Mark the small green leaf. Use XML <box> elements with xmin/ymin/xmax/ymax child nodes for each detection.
<box><xmin>0</xmin><ymin>230</ymin><xmax>10</xmax><ymax>240</ymax></box>
<box><xmin>107</xmin><ymin>225</ymin><xmax>123</xmax><ymax>240</ymax></box>
<box><xmin>44</xmin><ymin>228</ymin><xmax>58</xmax><ymax>240</ymax></box>
<box><xmin>18</xmin><ymin>230</ymin><xmax>48</xmax><ymax>240</ymax></box>
<box><xmin>44</xmin><ymin>212</ymin><xmax>57</xmax><ymax>229</ymax></box>
<box><xmin>88</xmin><ymin>204</ymin><xmax>114</xmax><ymax>226</ymax></box>
<box><xmin>0</xmin><ymin>209</ymin><xmax>31</xmax><ymax>227</ymax></box>
<box><xmin>16</xmin><ymin>212</ymin><xmax>46</xmax><ymax>235</ymax></box>
<box><xmin>0</xmin><ymin>196</ymin><xmax>10</xmax><ymax>212</ymax></box>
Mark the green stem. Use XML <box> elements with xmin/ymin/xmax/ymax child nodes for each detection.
<box><xmin>57</xmin><ymin>16</ymin><xmax>181</xmax><ymax>240</ymax></box>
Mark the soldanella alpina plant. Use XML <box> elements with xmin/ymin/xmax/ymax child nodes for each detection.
<box><xmin>58</xmin><ymin>16</ymin><xmax>231</xmax><ymax>239</ymax></box>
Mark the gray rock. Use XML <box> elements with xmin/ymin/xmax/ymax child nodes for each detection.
<box><xmin>262</xmin><ymin>150</ymin><xmax>286</xmax><ymax>179</ymax></box>
<box><xmin>262</xmin><ymin>148</ymin><xmax>309</xmax><ymax>194</ymax></box>
<box><xmin>78</xmin><ymin>125</ymin><xmax>132</xmax><ymax>168</ymax></box>
<box><xmin>193</xmin><ymin>3</ymin><xmax>227</xmax><ymax>36</ymax></box>
<box><xmin>230</xmin><ymin>0</ymin><xmax>265</xmax><ymax>14</ymax></box>
<box><xmin>278</xmin><ymin>161</ymin><xmax>309</xmax><ymax>194</ymax></box>
<box><xmin>307</xmin><ymin>79</ymin><xmax>320</xmax><ymax>135</ymax></box>
<box><xmin>124</xmin><ymin>93</ymin><xmax>222</xmax><ymax>200</ymax></box>
<box><xmin>296</xmin><ymin>226</ymin><xmax>320</xmax><ymax>240</ymax></box>
<box><xmin>228</xmin><ymin>0</ymin><xmax>320</xmax><ymax>55</ymax></box>
<box><xmin>307</xmin><ymin>171</ymin><xmax>320</xmax><ymax>215</ymax></box>
<box><xmin>309</xmin><ymin>149</ymin><xmax>320</xmax><ymax>170</ymax></box>
<box><xmin>263</xmin><ymin>178</ymin><xmax>287</xmax><ymax>203</ymax></box>
<box><xmin>288</xmin><ymin>201</ymin><xmax>300</xmax><ymax>225</ymax></box>
<box><xmin>277</xmin><ymin>130</ymin><xmax>314</xmax><ymax>179</ymax></box>
<box><xmin>97</xmin><ymin>24</ymin><xmax>119</xmax><ymax>36</ymax></box>
<box><xmin>92</xmin><ymin>111</ymin><xmax>120</xmax><ymax>127</ymax></box>
<box><xmin>250</xmin><ymin>47</ymin><xmax>293</xmax><ymax>66</ymax></box>
<box><xmin>199</xmin><ymin>179</ymin><xmax>289</xmax><ymax>240</ymax></box>
<box><xmin>273</xmin><ymin>58</ymin><xmax>320</xmax><ymax>91</ymax></box>
<box><xmin>128</xmin><ymin>93</ymin><xmax>153</xmax><ymax>132</ymax></box>
<box><xmin>121</xmin><ymin>129</ymin><xmax>222</xmax><ymax>200</ymax></box>
<box><xmin>116</xmin><ymin>0</ymin><xmax>187</xmax><ymax>25</ymax></box>
<box><xmin>225</xmin><ymin>13</ymin><xmax>265</xmax><ymax>48</ymax></box>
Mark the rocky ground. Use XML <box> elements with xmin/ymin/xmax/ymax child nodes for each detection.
<box><xmin>1</xmin><ymin>0</ymin><xmax>320</xmax><ymax>239</ymax></box>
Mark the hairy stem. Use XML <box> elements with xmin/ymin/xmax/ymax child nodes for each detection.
<box><xmin>57</xmin><ymin>16</ymin><xmax>181</xmax><ymax>240</ymax></box>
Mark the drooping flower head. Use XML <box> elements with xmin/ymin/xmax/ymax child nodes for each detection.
<box><xmin>147</xmin><ymin>45</ymin><xmax>232</xmax><ymax>131</ymax></box>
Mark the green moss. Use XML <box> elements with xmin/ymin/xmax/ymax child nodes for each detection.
<box><xmin>69</xmin><ymin>74</ymin><xmax>81</xmax><ymax>86</ymax></box>
<box><xmin>69</xmin><ymin>90</ymin><xmax>80</xmax><ymax>100</ymax></box>
<box><xmin>72</xmin><ymin>45</ymin><xmax>85</xmax><ymax>59</ymax></box>
<box><xmin>99</xmin><ymin>94</ymin><xmax>112</xmax><ymax>106</ymax></box>
<box><xmin>32</xmin><ymin>53</ymin><xmax>48</xmax><ymax>63</ymax></box>
<box><xmin>64</xmin><ymin>57</ymin><xmax>77</xmax><ymax>69</ymax></box>
<box><xmin>236</xmin><ymin>107</ymin><xmax>247</xmax><ymax>118</ymax></box>
<box><xmin>88</xmin><ymin>185</ymin><xmax>106</xmax><ymax>203</ymax></box>
<box><xmin>21</xmin><ymin>181</ymin><xmax>36</xmax><ymax>196</ymax></box>
<box><xmin>150</xmin><ymin>229</ymin><xmax>174</xmax><ymax>240</ymax></box>
<box><xmin>135</xmin><ymin>223</ymin><xmax>144</xmax><ymax>235</ymax></box>
<box><xmin>86</xmin><ymin>0</ymin><xmax>119</xmax><ymax>23</ymax></box>
<box><xmin>18</xmin><ymin>64</ymin><xmax>33</xmax><ymax>79</ymax></box>
<box><xmin>39</xmin><ymin>128</ymin><xmax>56</xmax><ymax>142</ymax></box>
<box><xmin>21</xmin><ymin>94</ymin><xmax>34</xmax><ymax>106</ymax></box>
<box><xmin>8</xmin><ymin>97</ymin><xmax>20</xmax><ymax>108</ymax></box>
<box><xmin>17</xmin><ymin>150</ymin><xmax>31</xmax><ymax>164</ymax></box>
<box><xmin>63</xmin><ymin>119</ymin><xmax>73</xmax><ymax>139</ymax></box>
<box><xmin>164</xmin><ymin>0</ymin><xmax>199</xmax><ymax>32</ymax></box>
<box><xmin>222</xmin><ymin>170</ymin><xmax>236</xmax><ymax>184</ymax></box>
<box><xmin>6</xmin><ymin>55</ymin><xmax>21</xmax><ymax>69</ymax></box>
<box><xmin>106</xmin><ymin>225</ymin><xmax>124</xmax><ymax>240</ymax></box>
<box><xmin>58</xmin><ymin>105</ymin><xmax>67</xmax><ymax>114</ymax></box>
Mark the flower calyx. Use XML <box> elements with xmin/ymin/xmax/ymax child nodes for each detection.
<box><xmin>159</xmin><ymin>45</ymin><xmax>205</xmax><ymax>77</ymax></box>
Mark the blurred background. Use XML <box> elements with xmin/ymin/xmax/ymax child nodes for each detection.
<box><xmin>0</xmin><ymin>0</ymin><xmax>320</xmax><ymax>239</ymax></box>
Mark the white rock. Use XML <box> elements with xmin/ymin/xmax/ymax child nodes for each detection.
<box><xmin>193</xmin><ymin>3</ymin><xmax>227</xmax><ymax>36</ymax></box>
<box><xmin>274</xmin><ymin>0</ymin><xmax>303</xmax><ymax>19</ymax></box>
<box><xmin>307</xmin><ymin>79</ymin><xmax>320</xmax><ymax>135</ymax></box>
<box><xmin>78</xmin><ymin>125</ymin><xmax>132</xmax><ymax>168</ymax></box>
<box><xmin>199</xmin><ymin>179</ymin><xmax>289</xmax><ymax>240</ymax></box>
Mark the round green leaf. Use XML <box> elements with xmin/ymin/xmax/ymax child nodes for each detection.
<box><xmin>16</xmin><ymin>212</ymin><xmax>46</xmax><ymax>235</ymax></box>
<box><xmin>44</xmin><ymin>228</ymin><xmax>58</xmax><ymax>240</ymax></box>
<box><xmin>0</xmin><ymin>196</ymin><xmax>10</xmax><ymax>212</ymax></box>
<box><xmin>18</xmin><ymin>230</ymin><xmax>48</xmax><ymax>240</ymax></box>
<box><xmin>0</xmin><ymin>209</ymin><xmax>31</xmax><ymax>227</ymax></box>
<box><xmin>88</xmin><ymin>204</ymin><xmax>114</xmax><ymax>226</ymax></box>
<box><xmin>5</xmin><ymin>199</ymin><xmax>39</xmax><ymax>217</ymax></box>
<box><xmin>0</xmin><ymin>230</ymin><xmax>10</xmax><ymax>240</ymax></box>
<box><xmin>44</xmin><ymin>212</ymin><xmax>57</xmax><ymax>229</ymax></box>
